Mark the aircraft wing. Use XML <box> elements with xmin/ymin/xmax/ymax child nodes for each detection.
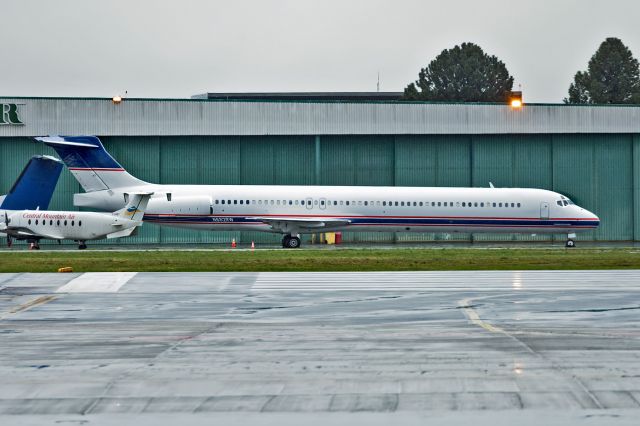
<box><xmin>3</xmin><ymin>227</ymin><xmax>64</xmax><ymax>240</ymax></box>
<box><xmin>253</xmin><ymin>217</ymin><xmax>350</xmax><ymax>233</ymax></box>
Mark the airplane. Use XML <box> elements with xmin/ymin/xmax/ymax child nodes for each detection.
<box><xmin>1</xmin><ymin>155</ymin><xmax>152</xmax><ymax>249</ymax></box>
<box><xmin>35</xmin><ymin>135</ymin><xmax>600</xmax><ymax>248</ymax></box>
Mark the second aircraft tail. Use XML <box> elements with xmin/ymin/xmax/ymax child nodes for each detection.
<box><xmin>35</xmin><ymin>136</ymin><xmax>149</xmax><ymax>192</ymax></box>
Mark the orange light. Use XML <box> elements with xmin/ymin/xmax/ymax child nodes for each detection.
<box><xmin>112</xmin><ymin>96</ymin><xmax>122</xmax><ymax>104</ymax></box>
<box><xmin>510</xmin><ymin>99</ymin><xmax>522</xmax><ymax>108</ymax></box>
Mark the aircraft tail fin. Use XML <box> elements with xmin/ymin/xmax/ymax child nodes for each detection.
<box><xmin>0</xmin><ymin>155</ymin><xmax>63</xmax><ymax>210</ymax></box>
<box><xmin>113</xmin><ymin>192</ymin><xmax>153</xmax><ymax>222</ymax></box>
<box><xmin>34</xmin><ymin>135</ymin><xmax>149</xmax><ymax>192</ymax></box>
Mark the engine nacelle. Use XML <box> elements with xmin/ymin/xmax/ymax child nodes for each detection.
<box><xmin>146</xmin><ymin>195</ymin><xmax>213</xmax><ymax>216</ymax></box>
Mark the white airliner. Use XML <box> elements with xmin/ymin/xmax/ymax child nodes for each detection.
<box><xmin>36</xmin><ymin>136</ymin><xmax>600</xmax><ymax>248</ymax></box>
<box><xmin>1</xmin><ymin>154</ymin><xmax>152</xmax><ymax>249</ymax></box>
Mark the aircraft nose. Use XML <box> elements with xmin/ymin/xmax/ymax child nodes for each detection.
<box><xmin>586</xmin><ymin>210</ymin><xmax>600</xmax><ymax>227</ymax></box>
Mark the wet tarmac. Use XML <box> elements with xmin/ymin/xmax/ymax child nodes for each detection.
<box><xmin>0</xmin><ymin>271</ymin><xmax>639</xmax><ymax>425</ymax></box>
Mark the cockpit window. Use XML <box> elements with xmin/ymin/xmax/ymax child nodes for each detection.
<box><xmin>557</xmin><ymin>200</ymin><xmax>563</xmax><ymax>206</ymax></box>
<box><xmin>563</xmin><ymin>200</ymin><xmax>568</xmax><ymax>206</ymax></box>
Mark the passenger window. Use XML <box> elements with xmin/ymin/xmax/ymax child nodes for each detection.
<box><xmin>401</xmin><ymin>202</ymin><xmax>405</xmax><ymax>206</ymax></box>
<box><xmin>431</xmin><ymin>202</ymin><xmax>435</xmax><ymax>207</ymax></box>
<box><xmin>334</xmin><ymin>201</ymin><xmax>337</xmax><ymax>206</ymax></box>
<box><xmin>28</xmin><ymin>219</ymin><xmax>31</xmax><ymax>225</ymax></box>
<box><xmin>247</xmin><ymin>200</ymin><xmax>250</xmax><ymax>204</ymax></box>
<box><xmin>376</xmin><ymin>201</ymin><xmax>381</xmax><ymax>206</ymax></box>
<box><xmin>419</xmin><ymin>202</ymin><xmax>423</xmax><ymax>206</ymax></box>
<box><xmin>35</xmin><ymin>220</ymin><xmax>38</xmax><ymax>225</ymax></box>
<box><xmin>340</xmin><ymin>201</ymin><xmax>344</xmax><ymax>205</ymax></box>
<box><xmin>346</xmin><ymin>201</ymin><xmax>349</xmax><ymax>206</ymax></box>
<box><xmin>227</xmin><ymin>200</ymin><xmax>231</xmax><ymax>204</ymax></box>
<box><xmin>57</xmin><ymin>220</ymin><xmax>60</xmax><ymax>226</ymax></box>
<box><xmin>517</xmin><ymin>203</ymin><xmax>521</xmax><ymax>208</ymax></box>
<box><xmin>50</xmin><ymin>220</ymin><xmax>53</xmax><ymax>225</ymax></box>
<box><xmin>462</xmin><ymin>202</ymin><xmax>465</xmax><ymax>207</ymax></box>
<box><xmin>321</xmin><ymin>200</ymin><xmax>325</xmax><ymax>206</ymax></box>
<box><xmin>395</xmin><ymin>202</ymin><xmax>399</xmax><ymax>206</ymax></box>
<box><xmin>511</xmin><ymin>203</ymin><xmax>515</xmax><ymax>207</ymax></box>
<box><xmin>480</xmin><ymin>202</ymin><xmax>484</xmax><ymax>207</ymax></box>
<box><xmin>295</xmin><ymin>200</ymin><xmax>299</xmax><ymax>205</ymax></box>
<box><xmin>234</xmin><ymin>200</ymin><xmax>237</xmax><ymax>205</ymax></box>
<box><xmin>64</xmin><ymin>220</ymin><xmax>67</xmax><ymax>226</ymax></box>
<box><xmin>364</xmin><ymin>201</ymin><xmax>368</xmax><ymax>206</ymax></box>
<box><xmin>413</xmin><ymin>202</ymin><xmax>417</xmax><ymax>206</ymax></box>
<box><xmin>215</xmin><ymin>200</ymin><xmax>219</xmax><ymax>204</ymax></box>
<box><xmin>79</xmin><ymin>221</ymin><xmax>82</xmax><ymax>227</ymax></box>
<box><xmin>499</xmin><ymin>203</ymin><xmax>503</xmax><ymax>207</ymax></box>
<box><xmin>437</xmin><ymin>202</ymin><xmax>441</xmax><ymax>207</ymax></box>
<box><xmin>240</xmin><ymin>200</ymin><xmax>244</xmax><ymax>205</ymax></box>
<box><xmin>71</xmin><ymin>221</ymin><xmax>74</xmax><ymax>226</ymax></box>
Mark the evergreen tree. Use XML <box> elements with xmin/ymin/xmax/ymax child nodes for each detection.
<box><xmin>403</xmin><ymin>43</ymin><xmax>514</xmax><ymax>102</ymax></box>
<box><xmin>565</xmin><ymin>37</ymin><xmax>640</xmax><ymax>104</ymax></box>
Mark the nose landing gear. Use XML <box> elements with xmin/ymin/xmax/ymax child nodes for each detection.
<box><xmin>565</xmin><ymin>233</ymin><xmax>577</xmax><ymax>248</ymax></box>
<box><xmin>282</xmin><ymin>234</ymin><xmax>301</xmax><ymax>249</ymax></box>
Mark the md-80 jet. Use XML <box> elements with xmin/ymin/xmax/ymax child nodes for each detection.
<box><xmin>36</xmin><ymin>136</ymin><xmax>599</xmax><ymax>248</ymax></box>
<box><xmin>1</xmin><ymin>154</ymin><xmax>152</xmax><ymax>249</ymax></box>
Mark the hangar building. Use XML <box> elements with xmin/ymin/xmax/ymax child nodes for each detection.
<box><xmin>1</xmin><ymin>94</ymin><xmax>639</xmax><ymax>244</ymax></box>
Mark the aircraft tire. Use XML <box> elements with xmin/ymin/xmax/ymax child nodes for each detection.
<box><xmin>565</xmin><ymin>239</ymin><xmax>575</xmax><ymax>248</ymax></box>
<box><xmin>282</xmin><ymin>235</ymin><xmax>291</xmax><ymax>248</ymax></box>
<box><xmin>287</xmin><ymin>236</ymin><xmax>301</xmax><ymax>249</ymax></box>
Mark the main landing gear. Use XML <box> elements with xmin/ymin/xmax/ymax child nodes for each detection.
<box><xmin>78</xmin><ymin>241</ymin><xmax>88</xmax><ymax>250</ymax></box>
<box><xmin>282</xmin><ymin>234</ymin><xmax>301</xmax><ymax>249</ymax></box>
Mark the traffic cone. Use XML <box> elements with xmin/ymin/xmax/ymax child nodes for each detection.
<box><xmin>251</xmin><ymin>241</ymin><xmax>255</xmax><ymax>250</ymax></box>
<box><xmin>231</xmin><ymin>238</ymin><xmax>236</xmax><ymax>248</ymax></box>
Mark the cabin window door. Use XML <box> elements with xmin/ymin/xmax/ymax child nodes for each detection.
<box><xmin>540</xmin><ymin>202</ymin><xmax>549</xmax><ymax>220</ymax></box>
<box><xmin>306</xmin><ymin>197</ymin><xmax>313</xmax><ymax>210</ymax></box>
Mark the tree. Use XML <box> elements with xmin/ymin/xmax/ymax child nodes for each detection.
<box><xmin>565</xmin><ymin>37</ymin><xmax>640</xmax><ymax>104</ymax></box>
<box><xmin>403</xmin><ymin>43</ymin><xmax>514</xmax><ymax>102</ymax></box>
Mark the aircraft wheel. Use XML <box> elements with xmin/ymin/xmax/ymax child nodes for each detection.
<box><xmin>282</xmin><ymin>235</ymin><xmax>291</xmax><ymax>248</ymax></box>
<box><xmin>565</xmin><ymin>239</ymin><xmax>575</xmax><ymax>248</ymax></box>
<box><xmin>78</xmin><ymin>242</ymin><xmax>88</xmax><ymax>250</ymax></box>
<box><xmin>287</xmin><ymin>236</ymin><xmax>301</xmax><ymax>249</ymax></box>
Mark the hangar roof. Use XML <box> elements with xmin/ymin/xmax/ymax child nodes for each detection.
<box><xmin>1</xmin><ymin>96</ymin><xmax>640</xmax><ymax>137</ymax></box>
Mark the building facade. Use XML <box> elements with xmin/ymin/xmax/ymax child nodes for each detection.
<box><xmin>1</xmin><ymin>96</ymin><xmax>639</xmax><ymax>244</ymax></box>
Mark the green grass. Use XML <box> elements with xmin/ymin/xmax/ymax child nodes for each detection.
<box><xmin>0</xmin><ymin>248</ymin><xmax>639</xmax><ymax>272</ymax></box>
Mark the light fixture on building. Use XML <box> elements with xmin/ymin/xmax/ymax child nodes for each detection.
<box><xmin>509</xmin><ymin>91</ymin><xmax>523</xmax><ymax>109</ymax></box>
<box><xmin>112</xmin><ymin>95</ymin><xmax>123</xmax><ymax>104</ymax></box>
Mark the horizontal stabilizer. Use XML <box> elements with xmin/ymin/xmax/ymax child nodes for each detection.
<box><xmin>106</xmin><ymin>227</ymin><xmax>136</xmax><ymax>239</ymax></box>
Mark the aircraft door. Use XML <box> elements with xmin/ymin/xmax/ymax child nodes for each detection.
<box><xmin>306</xmin><ymin>197</ymin><xmax>313</xmax><ymax>210</ymax></box>
<box><xmin>319</xmin><ymin>198</ymin><xmax>327</xmax><ymax>210</ymax></box>
<box><xmin>540</xmin><ymin>202</ymin><xmax>549</xmax><ymax>220</ymax></box>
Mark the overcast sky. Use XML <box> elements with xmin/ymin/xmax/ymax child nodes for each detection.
<box><xmin>3</xmin><ymin>0</ymin><xmax>640</xmax><ymax>103</ymax></box>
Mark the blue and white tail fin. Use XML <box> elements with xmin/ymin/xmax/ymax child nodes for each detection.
<box><xmin>0</xmin><ymin>155</ymin><xmax>62</xmax><ymax>210</ymax></box>
<box><xmin>34</xmin><ymin>136</ymin><xmax>148</xmax><ymax>192</ymax></box>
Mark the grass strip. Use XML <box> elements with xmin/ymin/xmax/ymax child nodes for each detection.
<box><xmin>0</xmin><ymin>248</ymin><xmax>639</xmax><ymax>272</ymax></box>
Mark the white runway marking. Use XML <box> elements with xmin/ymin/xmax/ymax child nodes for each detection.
<box><xmin>253</xmin><ymin>270</ymin><xmax>640</xmax><ymax>291</ymax></box>
<box><xmin>56</xmin><ymin>272</ymin><xmax>137</xmax><ymax>293</ymax></box>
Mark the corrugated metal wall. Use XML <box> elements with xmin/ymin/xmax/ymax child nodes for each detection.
<box><xmin>1</xmin><ymin>134</ymin><xmax>638</xmax><ymax>244</ymax></box>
